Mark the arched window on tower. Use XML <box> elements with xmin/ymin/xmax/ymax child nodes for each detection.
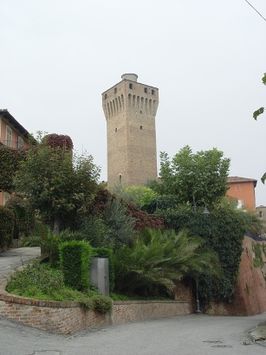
<box><xmin>118</xmin><ymin>96</ymin><xmax>122</xmax><ymax>110</ymax></box>
<box><xmin>128</xmin><ymin>93</ymin><xmax>132</xmax><ymax>107</ymax></box>
<box><xmin>149</xmin><ymin>99</ymin><xmax>152</xmax><ymax>115</ymax></box>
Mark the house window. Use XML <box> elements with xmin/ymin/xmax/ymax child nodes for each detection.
<box><xmin>104</xmin><ymin>94</ymin><xmax>108</xmax><ymax>99</ymax></box>
<box><xmin>115</xmin><ymin>128</ymin><xmax>117</xmax><ymax>132</ymax></box>
<box><xmin>129</xmin><ymin>83</ymin><xmax>133</xmax><ymax>89</ymax></box>
<box><xmin>144</xmin><ymin>87</ymin><xmax>147</xmax><ymax>93</ymax></box>
<box><xmin>114</xmin><ymin>88</ymin><xmax>117</xmax><ymax>94</ymax></box>
<box><xmin>17</xmin><ymin>136</ymin><xmax>24</xmax><ymax>149</ymax></box>
<box><xmin>140</xmin><ymin>125</ymin><xmax>143</xmax><ymax>130</ymax></box>
<box><xmin>151</xmin><ymin>89</ymin><xmax>155</xmax><ymax>95</ymax></box>
<box><xmin>259</xmin><ymin>211</ymin><xmax>263</xmax><ymax>218</ymax></box>
<box><xmin>6</xmin><ymin>126</ymin><xmax>12</xmax><ymax>147</ymax></box>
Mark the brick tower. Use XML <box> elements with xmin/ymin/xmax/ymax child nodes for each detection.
<box><xmin>102</xmin><ymin>73</ymin><xmax>159</xmax><ymax>187</ymax></box>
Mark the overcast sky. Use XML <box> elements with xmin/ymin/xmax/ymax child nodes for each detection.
<box><xmin>1</xmin><ymin>0</ymin><xmax>266</xmax><ymax>204</ymax></box>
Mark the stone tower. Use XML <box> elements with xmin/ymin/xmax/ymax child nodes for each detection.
<box><xmin>102</xmin><ymin>73</ymin><xmax>159</xmax><ymax>187</ymax></box>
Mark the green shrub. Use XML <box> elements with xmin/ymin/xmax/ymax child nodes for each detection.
<box><xmin>20</xmin><ymin>235</ymin><xmax>41</xmax><ymax>247</ymax></box>
<box><xmin>0</xmin><ymin>206</ymin><xmax>15</xmax><ymax>249</ymax></box>
<box><xmin>90</xmin><ymin>294</ymin><xmax>112</xmax><ymax>313</ymax></box>
<box><xmin>60</xmin><ymin>241</ymin><xmax>92</xmax><ymax>291</ymax></box>
<box><xmin>41</xmin><ymin>231</ymin><xmax>61</xmax><ymax>266</ymax></box>
<box><xmin>113</xmin><ymin>228</ymin><xmax>220</xmax><ymax>297</ymax></box>
<box><xmin>80</xmin><ymin>216</ymin><xmax>111</xmax><ymax>247</ymax></box>
<box><xmin>103</xmin><ymin>198</ymin><xmax>135</xmax><ymax>247</ymax></box>
<box><xmin>6</xmin><ymin>262</ymin><xmax>65</xmax><ymax>296</ymax></box>
<box><xmin>156</xmin><ymin>204</ymin><xmax>251</xmax><ymax>303</ymax></box>
<box><xmin>93</xmin><ymin>247</ymin><xmax>115</xmax><ymax>292</ymax></box>
<box><xmin>5</xmin><ymin>195</ymin><xmax>35</xmax><ymax>239</ymax></box>
<box><xmin>59</xmin><ymin>229</ymin><xmax>84</xmax><ymax>242</ymax></box>
<box><xmin>6</xmin><ymin>261</ymin><xmax>98</xmax><ymax>302</ymax></box>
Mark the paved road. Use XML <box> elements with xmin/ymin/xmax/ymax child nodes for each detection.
<box><xmin>0</xmin><ymin>313</ymin><xmax>265</xmax><ymax>355</ymax></box>
<box><xmin>0</xmin><ymin>247</ymin><xmax>41</xmax><ymax>283</ymax></box>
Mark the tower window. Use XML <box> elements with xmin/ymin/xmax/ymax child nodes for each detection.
<box><xmin>144</xmin><ymin>87</ymin><xmax>147</xmax><ymax>93</ymax></box>
<box><xmin>140</xmin><ymin>125</ymin><xmax>143</xmax><ymax>130</ymax></box>
<box><xmin>129</xmin><ymin>83</ymin><xmax>133</xmax><ymax>89</ymax></box>
<box><xmin>151</xmin><ymin>89</ymin><xmax>155</xmax><ymax>95</ymax></box>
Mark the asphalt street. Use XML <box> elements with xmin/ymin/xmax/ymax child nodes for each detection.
<box><xmin>0</xmin><ymin>313</ymin><xmax>265</xmax><ymax>355</ymax></box>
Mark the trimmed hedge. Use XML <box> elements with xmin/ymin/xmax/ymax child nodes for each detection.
<box><xmin>0</xmin><ymin>206</ymin><xmax>15</xmax><ymax>249</ymax></box>
<box><xmin>60</xmin><ymin>241</ymin><xmax>92</xmax><ymax>291</ymax></box>
<box><xmin>93</xmin><ymin>247</ymin><xmax>115</xmax><ymax>292</ymax></box>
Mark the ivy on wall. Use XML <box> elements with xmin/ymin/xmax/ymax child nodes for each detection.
<box><xmin>252</xmin><ymin>242</ymin><xmax>265</xmax><ymax>268</ymax></box>
<box><xmin>43</xmin><ymin>134</ymin><xmax>73</xmax><ymax>150</ymax></box>
<box><xmin>156</xmin><ymin>204</ymin><xmax>254</xmax><ymax>304</ymax></box>
<box><xmin>0</xmin><ymin>145</ymin><xmax>25</xmax><ymax>192</ymax></box>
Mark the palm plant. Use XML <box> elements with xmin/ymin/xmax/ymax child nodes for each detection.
<box><xmin>113</xmin><ymin>228</ymin><xmax>221</xmax><ymax>297</ymax></box>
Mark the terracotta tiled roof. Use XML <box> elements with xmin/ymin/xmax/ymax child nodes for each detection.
<box><xmin>227</xmin><ymin>176</ymin><xmax>257</xmax><ymax>187</ymax></box>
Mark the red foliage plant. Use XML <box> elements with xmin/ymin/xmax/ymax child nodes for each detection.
<box><xmin>91</xmin><ymin>189</ymin><xmax>164</xmax><ymax>231</ymax></box>
<box><xmin>43</xmin><ymin>134</ymin><xmax>73</xmax><ymax>150</ymax></box>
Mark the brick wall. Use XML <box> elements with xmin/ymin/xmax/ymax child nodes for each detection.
<box><xmin>0</xmin><ymin>285</ymin><xmax>192</xmax><ymax>334</ymax></box>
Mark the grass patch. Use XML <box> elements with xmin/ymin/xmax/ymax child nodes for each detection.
<box><xmin>6</xmin><ymin>261</ymin><xmax>112</xmax><ymax>312</ymax></box>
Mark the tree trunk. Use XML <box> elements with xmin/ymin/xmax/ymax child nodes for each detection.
<box><xmin>53</xmin><ymin>217</ymin><xmax>61</xmax><ymax>234</ymax></box>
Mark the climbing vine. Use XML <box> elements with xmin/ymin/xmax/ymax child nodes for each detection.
<box><xmin>0</xmin><ymin>145</ymin><xmax>25</xmax><ymax>192</ymax></box>
<box><xmin>156</xmin><ymin>203</ymin><xmax>257</xmax><ymax>304</ymax></box>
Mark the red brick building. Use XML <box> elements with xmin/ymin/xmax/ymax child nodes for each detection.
<box><xmin>226</xmin><ymin>176</ymin><xmax>257</xmax><ymax>211</ymax></box>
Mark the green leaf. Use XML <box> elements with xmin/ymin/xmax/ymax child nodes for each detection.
<box><xmin>262</xmin><ymin>73</ymin><xmax>266</xmax><ymax>85</ymax></box>
<box><xmin>261</xmin><ymin>172</ymin><xmax>266</xmax><ymax>184</ymax></box>
<box><xmin>253</xmin><ymin>107</ymin><xmax>264</xmax><ymax>120</ymax></box>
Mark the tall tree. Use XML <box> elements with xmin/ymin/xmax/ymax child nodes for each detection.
<box><xmin>154</xmin><ymin>146</ymin><xmax>230</xmax><ymax>208</ymax></box>
<box><xmin>15</xmin><ymin>142</ymin><xmax>100</xmax><ymax>232</ymax></box>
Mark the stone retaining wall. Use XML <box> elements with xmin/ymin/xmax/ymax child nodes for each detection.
<box><xmin>0</xmin><ymin>287</ymin><xmax>192</xmax><ymax>334</ymax></box>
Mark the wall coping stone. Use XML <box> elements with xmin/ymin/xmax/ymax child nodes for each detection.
<box><xmin>0</xmin><ymin>279</ymin><xmax>187</xmax><ymax>309</ymax></box>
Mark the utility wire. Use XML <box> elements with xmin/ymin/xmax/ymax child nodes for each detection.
<box><xmin>244</xmin><ymin>0</ymin><xmax>266</xmax><ymax>22</ymax></box>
